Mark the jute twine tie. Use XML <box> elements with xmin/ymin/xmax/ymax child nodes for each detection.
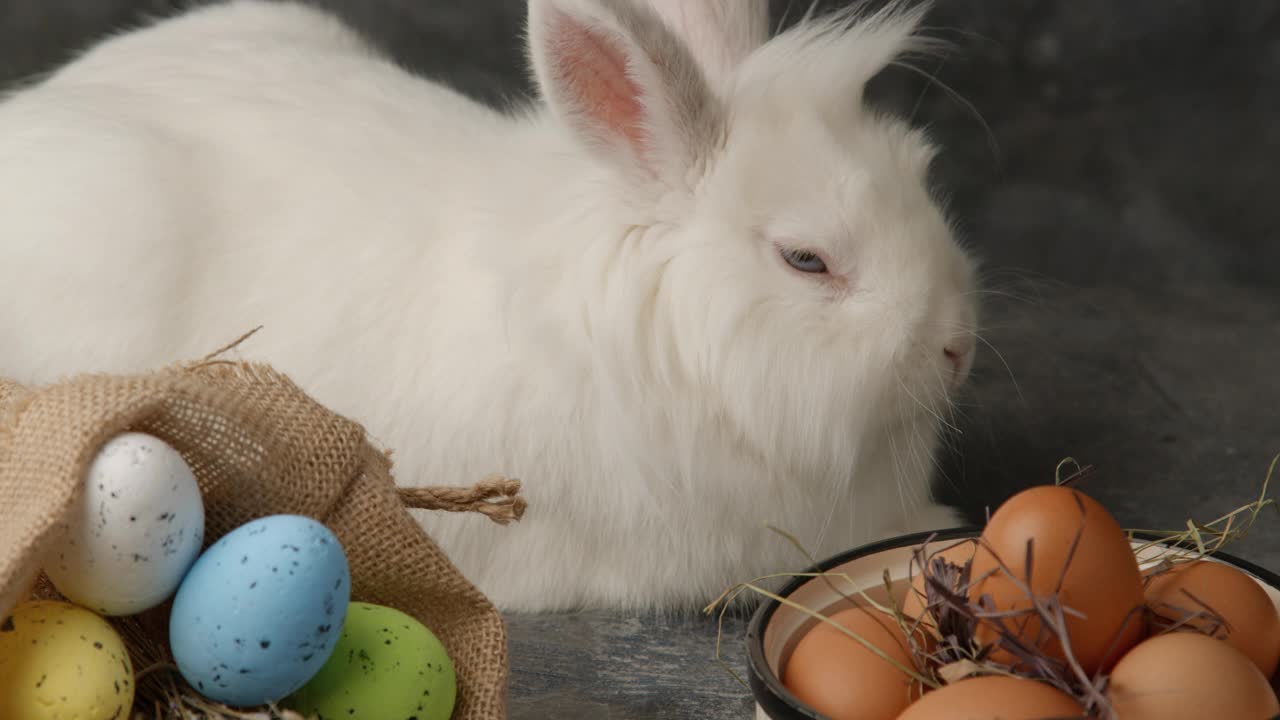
<box><xmin>399</xmin><ymin>476</ymin><xmax>528</xmax><ymax>525</ymax></box>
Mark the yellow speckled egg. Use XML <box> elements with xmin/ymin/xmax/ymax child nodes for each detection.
<box><xmin>0</xmin><ymin>600</ymin><xmax>135</xmax><ymax>720</ymax></box>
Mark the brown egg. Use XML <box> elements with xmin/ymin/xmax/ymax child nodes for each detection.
<box><xmin>895</xmin><ymin>675</ymin><xmax>1084</xmax><ymax>720</ymax></box>
<box><xmin>1145</xmin><ymin>559</ymin><xmax>1280</xmax><ymax>677</ymax></box>
<box><xmin>967</xmin><ymin>485</ymin><xmax>1146</xmax><ymax>675</ymax></box>
<box><xmin>783</xmin><ymin>606</ymin><xmax>922</xmax><ymax>720</ymax></box>
<box><xmin>1107</xmin><ymin>631</ymin><xmax>1280</xmax><ymax>719</ymax></box>
<box><xmin>901</xmin><ymin>539</ymin><xmax>977</xmax><ymax>626</ymax></box>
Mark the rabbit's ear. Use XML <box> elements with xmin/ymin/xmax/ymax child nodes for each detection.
<box><xmin>528</xmin><ymin>0</ymin><xmax>723</xmax><ymax>186</ymax></box>
<box><xmin>643</xmin><ymin>0</ymin><xmax>769</xmax><ymax>87</ymax></box>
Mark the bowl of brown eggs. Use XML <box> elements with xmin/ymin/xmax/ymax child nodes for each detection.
<box><xmin>744</xmin><ymin>482</ymin><xmax>1280</xmax><ymax>720</ymax></box>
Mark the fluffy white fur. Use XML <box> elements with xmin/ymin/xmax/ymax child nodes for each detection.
<box><xmin>0</xmin><ymin>0</ymin><xmax>978</xmax><ymax>612</ymax></box>
<box><xmin>643</xmin><ymin>0</ymin><xmax>769</xmax><ymax>86</ymax></box>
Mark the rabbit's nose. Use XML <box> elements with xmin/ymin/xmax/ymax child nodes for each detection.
<box><xmin>943</xmin><ymin>337</ymin><xmax>976</xmax><ymax>384</ymax></box>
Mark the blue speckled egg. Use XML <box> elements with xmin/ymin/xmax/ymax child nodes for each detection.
<box><xmin>168</xmin><ymin>514</ymin><xmax>350</xmax><ymax>707</ymax></box>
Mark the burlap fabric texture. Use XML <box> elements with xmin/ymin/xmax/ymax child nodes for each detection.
<box><xmin>0</xmin><ymin>357</ymin><xmax>524</xmax><ymax>719</ymax></box>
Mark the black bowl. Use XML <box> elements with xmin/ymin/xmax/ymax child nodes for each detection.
<box><xmin>745</xmin><ymin>527</ymin><xmax>1280</xmax><ymax>720</ymax></box>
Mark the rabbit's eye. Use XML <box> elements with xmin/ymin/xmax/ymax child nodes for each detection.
<box><xmin>781</xmin><ymin>248</ymin><xmax>828</xmax><ymax>274</ymax></box>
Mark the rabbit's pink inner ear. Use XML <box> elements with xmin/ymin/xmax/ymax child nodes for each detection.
<box><xmin>545</xmin><ymin>11</ymin><xmax>651</xmax><ymax>160</ymax></box>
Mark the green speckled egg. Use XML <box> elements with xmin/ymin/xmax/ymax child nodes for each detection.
<box><xmin>0</xmin><ymin>600</ymin><xmax>135</xmax><ymax>720</ymax></box>
<box><xmin>284</xmin><ymin>601</ymin><xmax>457</xmax><ymax>720</ymax></box>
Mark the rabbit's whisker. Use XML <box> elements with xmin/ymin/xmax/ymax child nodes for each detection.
<box><xmin>962</xmin><ymin>328</ymin><xmax>1023</xmax><ymax>403</ymax></box>
<box><xmin>888</xmin><ymin>57</ymin><xmax>999</xmax><ymax>164</ymax></box>
<box><xmin>884</xmin><ymin>396</ymin><xmax>913</xmax><ymax>520</ymax></box>
<box><xmin>898</xmin><ymin>371</ymin><xmax>962</xmax><ymax>435</ymax></box>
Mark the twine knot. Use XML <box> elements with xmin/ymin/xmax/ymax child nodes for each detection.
<box><xmin>398</xmin><ymin>476</ymin><xmax>527</xmax><ymax>525</ymax></box>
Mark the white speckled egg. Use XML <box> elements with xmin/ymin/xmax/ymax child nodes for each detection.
<box><xmin>169</xmin><ymin>514</ymin><xmax>351</xmax><ymax>707</ymax></box>
<box><xmin>45</xmin><ymin>431</ymin><xmax>205</xmax><ymax>616</ymax></box>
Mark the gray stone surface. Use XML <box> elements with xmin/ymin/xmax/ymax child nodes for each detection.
<box><xmin>507</xmin><ymin>609</ymin><xmax>757</xmax><ymax>719</ymax></box>
<box><xmin>2</xmin><ymin>1</ymin><xmax>1278</xmax><ymax>717</ymax></box>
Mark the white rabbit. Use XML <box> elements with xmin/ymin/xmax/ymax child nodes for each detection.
<box><xmin>0</xmin><ymin>0</ymin><xmax>979</xmax><ymax>612</ymax></box>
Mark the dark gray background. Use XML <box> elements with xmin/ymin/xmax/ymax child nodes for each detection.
<box><xmin>3</xmin><ymin>1</ymin><xmax>1278</xmax><ymax>717</ymax></box>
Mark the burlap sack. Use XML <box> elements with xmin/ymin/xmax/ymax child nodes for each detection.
<box><xmin>0</xmin><ymin>358</ymin><xmax>523</xmax><ymax>719</ymax></box>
